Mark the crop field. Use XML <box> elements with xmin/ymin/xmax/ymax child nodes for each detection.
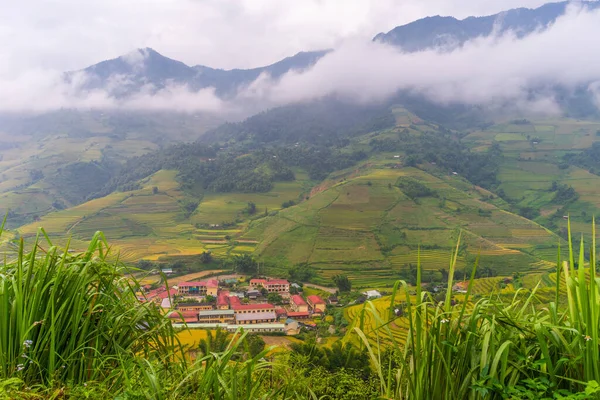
<box><xmin>344</xmin><ymin>295</ymin><xmax>413</xmax><ymax>347</ymax></box>
<box><xmin>246</xmin><ymin>163</ymin><xmax>561</xmax><ymax>284</ymax></box>
<box><xmin>464</xmin><ymin>118</ymin><xmax>600</xmax><ymax>235</ymax></box>
<box><xmin>191</xmin><ymin>175</ymin><xmax>311</xmax><ymax>226</ymax></box>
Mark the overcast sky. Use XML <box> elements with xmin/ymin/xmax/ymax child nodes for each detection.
<box><xmin>1</xmin><ymin>0</ymin><xmax>552</xmax><ymax>75</ymax></box>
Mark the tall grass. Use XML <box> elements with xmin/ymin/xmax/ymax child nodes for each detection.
<box><xmin>0</xmin><ymin>227</ymin><xmax>282</xmax><ymax>399</ymax></box>
<box><xmin>6</xmin><ymin>220</ymin><xmax>600</xmax><ymax>399</ymax></box>
<box><xmin>357</xmin><ymin>221</ymin><xmax>600</xmax><ymax>399</ymax></box>
<box><xmin>0</xmin><ymin>227</ymin><xmax>178</xmax><ymax>387</ymax></box>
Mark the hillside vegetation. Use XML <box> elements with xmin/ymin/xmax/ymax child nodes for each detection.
<box><xmin>18</xmin><ymin>106</ymin><xmax>591</xmax><ymax>288</ymax></box>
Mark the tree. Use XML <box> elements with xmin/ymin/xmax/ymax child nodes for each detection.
<box><xmin>267</xmin><ymin>293</ymin><xmax>283</xmax><ymax>304</ymax></box>
<box><xmin>246</xmin><ymin>202</ymin><xmax>257</xmax><ymax>215</ymax></box>
<box><xmin>136</xmin><ymin>259</ymin><xmax>155</xmax><ymax>271</ymax></box>
<box><xmin>232</xmin><ymin>254</ymin><xmax>258</xmax><ymax>274</ymax></box>
<box><xmin>205</xmin><ymin>295</ymin><xmax>216</xmax><ymax>303</ymax></box>
<box><xmin>439</xmin><ymin>268</ymin><xmax>449</xmax><ymax>282</ymax></box>
<box><xmin>244</xmin><ymin>335</ymin><xmax>265</xmax><ymax>358</ymax></box>
<box><xmin>199</xmin><ymin>251</ymin><xmax>213</xmax><ymax>264</ymax></box>
<box><xmin>323</xmin><ymin>342</ymin><xmax>370</xmax><ymax>378</ymax></box>
<box><xmin>332</xmin><ymin>275</ymin><xmax>352</xmax><ymax>293</ymax></box>
<box><xmin>288</xmin><ymin>264</ymin><xmax>315</xmax><ymax>282</ymax></box>
<box><xmin>152</xmin><ymin>186</ymin><xmax>159</xmax><ymax>194</ymax></box>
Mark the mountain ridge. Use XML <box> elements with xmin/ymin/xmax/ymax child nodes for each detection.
<box><xmin>374</xmin><ymin>1</ymin><xmax>600</xmax><ymax>51</ymax></box>
<box><xmin>69</xmin><ymin>47</ymin><xmax>330</xmax><ymax>98</ymax></box>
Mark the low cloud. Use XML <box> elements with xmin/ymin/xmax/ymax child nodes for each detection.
<box><xmin>2</xmin><ymin>4</ymin><xmax>600</xmax><ymax>118</ymax></box>
<box><xmin>253</xmin><ymin>4</ymin><xmax>600</xmax><ymax>116</ymax></box>
<box><xmin>0</xmin><ymin>70</ymin><xmax>227</xmax><ymax>114</ymax></box>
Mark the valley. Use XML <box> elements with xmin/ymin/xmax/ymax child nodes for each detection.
<box><xmin>10</xmin><ymin>106</ymin><xmax>600</xmax><ymax>291</ymax></box>
<box><xmin>5</xmin><ymin>1</ymin><xmax>600</xmax><ymax>398</ymax></box>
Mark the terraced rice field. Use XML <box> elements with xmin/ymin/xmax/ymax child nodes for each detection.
<box><xmin>344</xmin><ymin>295</ymin><xmax>412</xmax><ymax>347</ymax></box>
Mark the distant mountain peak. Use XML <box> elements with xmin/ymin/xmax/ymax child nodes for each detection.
<box><xmin>374</xmin><ymin>1</ymin><xmax>600</xmax><ymax>52</ymax></box>
<box><xmin>73</xmin><ymin>48</ymin><xmax>328</xmax><ymax>98</ymax></box>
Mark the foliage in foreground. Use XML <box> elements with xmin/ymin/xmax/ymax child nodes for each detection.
<box><xmin>3</xmin><ymin>220</ymin><xmax>600</xmax><ymax>399</ymax></box>
<box><xmin>0</xmin><ymin>228</ymin><xmax>278</xmax><ymax>399</ymax></box>
<box><xmin>355</xmin><ymin>222</ymin><xmax>600</xmax><ymax>399</ymax></box>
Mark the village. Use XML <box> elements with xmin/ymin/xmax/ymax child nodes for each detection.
<box><xmin>140</xmin><ymin>277</ymin><xmax>340</xmax><ymax>336</ymax></box>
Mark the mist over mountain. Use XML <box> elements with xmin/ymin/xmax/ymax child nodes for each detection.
<box><xmin>2</xmin><ymin>1</ymin><xmax>600</xmax><ymax>122</ymax></box>
<box><xmin>69</xmin><ymin>48</ymin><xmax>329</xmax><ymax>99</ymax></box>
<box><xmin>374</xmin><ymin>1</ymin><xmax>600</xmax><ymax>51</ymax></box>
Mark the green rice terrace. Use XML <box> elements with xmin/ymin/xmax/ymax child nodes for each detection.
<box><xmin>6</xmin><ymin>110</ymin><xmax>600</xmax><ymax>291</ymax></box>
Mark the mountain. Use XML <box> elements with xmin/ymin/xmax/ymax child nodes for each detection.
<box><xmin>70</xmin><ymin>48</ymin><xmax>329</xmax><ymax>98</ymax></box>
<box><xmin>374</xmin><ymin>1</ymin><xmax>600</xmax><ymax>51</ymax></box>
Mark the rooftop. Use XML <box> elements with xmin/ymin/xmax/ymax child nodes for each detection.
<box><xmin>232</xmin><ymin>323</ymin><xmax>285</xmax><ymax>330</ymax></box>
<box><xmin>179</xmin><ymin>279</ymin><xmax>218</xmax><ymax>288</ymax></box>
<box><xmin>363</xmin><ymin>290</ymin><xmax>382</xmax><ymax>298</ymax></box>
<box><xmin>198</xmin><ymin>309</ymin><xmax>235</xmax><ymax>316</ymax></box>
<box><xmin>232</xmin><ymin>303</ymin><xmax>275</xmax><ymax>311</ymax></box>
<box><xmin>168</xmin><ymin>311</ymin><xmax>198</xmax><ymax>319</ymax></box>
<box><xmin>306</xmin><ymin>295</ymin><xmax>325</xmax><ymax>305</ymax></box>
<box><xmin>264</xmin><ymin>279</ymin><xmax>289</xmax><ymax>285</ymax></box>
<box><xmin>235</xmin><ymin>311</ymin><xmax>277</xmax><ymax>321</ymax></box>
<box><xmin>217</xmin><ymin>293</ymin><xmax>229</xmax><ymax>306</ymax></box>
<box><xmin>291</xmin><ymin>294</ymin><xmax>307</xmax><ymax>306</ymax></box>
<box><xmin>287</xmin><ymin>311</ymin><xmax>310</xmax><ymax>318</ymax></box>
<box><xmin>250</xmin><ymin>278</ymin><xmax>289</xmax><ymax>285</ymax></box>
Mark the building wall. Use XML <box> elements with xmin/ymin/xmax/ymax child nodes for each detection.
<box><xmin>291</xmin><ymin>302</ymin><xmax>308</xmax><ymax>312</ymax></box>
<box><xmin>178</xmin><ymin>285</ymin><xmax>218</xmax><ymax>296</ymax></box>
<box><xmin>307</xmin><ymin>300</ymin><xmax>326</xmax><ymax>313</ymax></box>
<box><xmin>235</xmin><ymin>308</ymin><xmax>275</xmax><ymax>314</ymax></box>
<box><xmin>178</xmin><ymin>305</ymin><xmax>213</xmax><ymax>312</ymax></box>
<box><xmin>197</xmin><ymin>315</ymin><xmax>235</xmax><ymax>324</ymax></box>
<box><xmin>236</xmin><ymin>317</ymin><xmax>276</xmax><ymax>325</ymax></box>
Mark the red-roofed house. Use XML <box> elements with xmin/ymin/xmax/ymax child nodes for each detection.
<box><xmin>167</xmin><ymin>311</ymin><xmax>199</xmax><ymax>323</ymax></box>
<box><xmin>290</xmin><ymin>295</ymin><xmax>308</xmax><ymax>312</ymax></box>
<box><xmin>228</xmin><ymin>296</ymin><xmax>241</xmax><ymax>307</ymax></box>
<box><xmin>287</xmin><ymin>311</ymin><xmax>310</xmax><ymax>319</ymax></box>
<box><xmin>145</xmin><ymin>287</ymin><xmax>178</xmax><ymax>304</ymax></box>
<box><xmin>217</xmin><ymin>292</ymin><xmax>230</xmax><ymax>310</ymax></box>
<box><xmin>250</xmin><ymin>278</ymin><xmax>290</xmax><ymax>297</ymax></box>
<box><xmin>306</xmin><ymin>295</ymin><xmax>326</xmax><ymax>313</ymax></box>
<box><xmin>177</xmin><ymin>279</ymin><xmax>218</xmax><ymax>296</ymax></box>
<box><xmin>275</xmin><ymin>308</ymin><xmax>288</xmax><ymax>320</ymax></box>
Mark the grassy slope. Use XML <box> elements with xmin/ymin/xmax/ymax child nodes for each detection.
<box><xmin>246</xmin><ymin>156</ymin><xmax>557</xmax><ymax>287</ymax></box>
<box><xmin>0</xmin><ymin>112</ymin><xmax>221</xmax><ymax>226</ymax></box>
<box><xmin>17</xmin><ymin>169</ymin><xmax>313</xmax><ymax>263</ymax></box>
<box><xmin>18</xmin><ymin>114</ymin><xmax>589</xmax><ymax>288</ymax></box>
<box><xmin>463</xmin><ymin>118</ymin><xmax>600</xmax><ymax>234</ymax></box>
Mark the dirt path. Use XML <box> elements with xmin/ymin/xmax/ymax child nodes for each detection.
<box><xmin>167</xmin><ymin>270</ymin><xmax>226</xmax><ymax>285</ymax></box>
<box><xmin>303</xmin><ymin>283</ymin><xmax>336</xmax><ymax>294</ymax></box>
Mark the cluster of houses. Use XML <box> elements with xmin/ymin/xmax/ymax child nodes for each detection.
<box><xmin>142</xmin><ymin>277</ymin><xmax>327</xmax><ymax>335</ymax></box>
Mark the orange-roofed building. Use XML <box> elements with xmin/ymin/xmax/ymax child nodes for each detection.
<box><xmin>167</xmin><ymin>310</ymin><xmax>198</xmax><ymax>323</ymax></box>
<box><xmin>145</xmin><ymin>287</ymin><xmax>178</xmax><ymax>304</ymax></box>
<box><xmin>287</xmin><ymin>311</ymin><xmax>310</xmax><ymax>319</ymax></box>
<box><xmin>217</xmin><ymin>292</ymin><xmax>230</xmax><ymax>310</ymax></box>
<box><xmin>250</xmin><ymin>278</ymin><xmax>290</xmax><ymax>297</ymax></box>
<box><xmin>290</xmin><ymin>295</ymin><xmax>308</xmax><ymax>312</ymax></box>
<box><xmin>306</xmin><ymin>295</ymin><xmax>326</xmax><ymax>313</ymax></box>
<box><xmin>177</xmin><ymin>279</ymin><xmax>218</xmax><ymax>296</ymax></box>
